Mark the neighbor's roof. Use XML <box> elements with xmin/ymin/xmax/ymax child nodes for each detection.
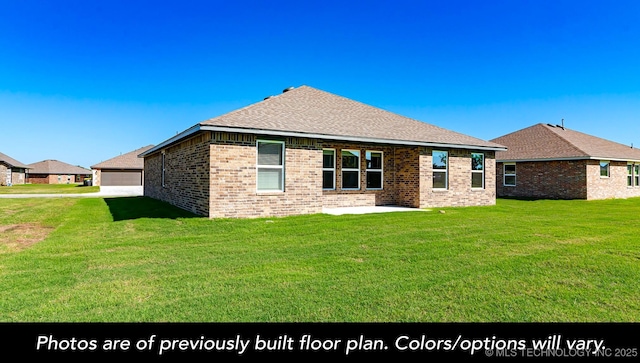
<box><xmin>91</xmin><ymin>145</ymin><xmax>154</xmax><ymax>169</ymax></box>
<box><xmin>491</xmin><ymin>123</ymin><xmax>640</xmax><ymax>162</ymax></box>
<box><xmin>141</xmin><ymin>85</ymin><xmax>505</xmax><ymax>157</ymax></box>
<box><xmin>0</xmin><ymin>152</ymin><xmax>30</xmax><ymax>169</ymax></box>
<box><xmin>27</xmin><ymin>160</ymin><xmax>92</xmax><ymax>175</ymax></box>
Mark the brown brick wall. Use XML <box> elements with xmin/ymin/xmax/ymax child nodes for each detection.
<box><xmin>420</xmin><ymin>148</ymin><xmax>496</xmax><ymax>208</ymax></box>
<box><xmin>209</xmin><ymin>132</ymin><xmax>323</xmax><ymax>218</ymax></box>
<box><xmin>496</xmin><ymin>160</ymin><xmax>588</xmax><ymax>199</ymax></box>
<box><xmin>26</xmin><ymin>174</ymin><xmax>85</xmax><ymax>184</ymax></box>
<box><xmin>586</xmin><ymin>160</ymin><xmax>640</xmax><ymax>200</ymax></box>
<box><xmin>144</xmin><ymin>132</ymin><xmax>211</xmax><ymax>216</ymax></box>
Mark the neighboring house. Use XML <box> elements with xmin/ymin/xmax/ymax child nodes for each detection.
<box><xmin>91</xmin><ymin>145</ymin><xmax>154</xmax><ymax>186</ymax></box>
<box><xmin>140</xmin><ymin>85</ymin><xmax>507</xmax><ymax>218</ymax></box>
<box><xmin>491</xmin><ymin>123</ymin><xmax>640</xmax><ymax>200</ymax></box>
<box><xmin>0</xmin><ymin>152</ymin><xmax>30</xmax><ymax>186</ymax></box>
<box><xmin>26</xmin><ymin>160</ymin><xmax>92</xmax><ymax>184</ymax></box>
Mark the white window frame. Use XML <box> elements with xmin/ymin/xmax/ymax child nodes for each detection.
<box><xmin>366</xmin><ymin>150</ymin><xmax>383</xmax><ymax>190</ymax></box>
<box><xmin>256</xmin><ymin>139</ymin><xmax>285</xmax><ymax>192</ymax></box>
<box><xmin>504</xmin><ymin>163</ymin><xmax>516</xmax><ymax>186</ymax></box>
<box><xmin>628</xmin><ymin>163</ymin><xmax>634</xmax><ymax>187</ymax></box>
<box><xmin>635</xmin><ymin>164</ymin><xmax>640</xmax><ymax>187</ymax></box>
<box><xmin>471</xmin><ymin>152</ymin><xmax>484</xmax><ymax>189</ymax></box>
<box><xmin>161</xmin><ymin>152</ymin><xmax>166</xmax><ymax>187</ymax></box>
<box><xmin>322</xmin><ymin>148</ymin><xmax>336</xmax><ymax>190</ymax></box>
<box><xmin>432</xmin><ymin>150</ymin><xmax>448</xmax><ymax>189</ymax></box>
<box><xmin>341</xmin><ymin>149</ymin><xmax>360</xmax><ymax>190</ymax></box>
<box><xmin>600</xmin><ymin>160</ymin><xmax>610</xmax><ymax>178</ymax></box>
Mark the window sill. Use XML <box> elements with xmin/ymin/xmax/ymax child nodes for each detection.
<box><xmin>256</xmin><ymin>190</ymin><xmax>284</xmax><ymax>195</ymax></box>
<box><xmin>432</xmin><ymin>188</ymin><xmax>448</xmax><ymax>192</ymax></box>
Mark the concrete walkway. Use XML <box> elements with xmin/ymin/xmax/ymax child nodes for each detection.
<box><xmin>322</xmin><ymin>205</ymin><xmax>429</xmax><ymax>215</ymax></box>
<box><xmin>0</xmin><ymin>186</ymin><xmax>143</xmax><ymax>198</ymax></box>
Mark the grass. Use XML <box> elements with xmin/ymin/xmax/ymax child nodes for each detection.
<box><xmin>0</xmin><ymin>183</ymin><xmax>99</xmax><ymax>194</ymax></box>
<box><xmin>0</xmin><ymin>196</ymin><xmax>638</xmax><ymax>322</ymax></box>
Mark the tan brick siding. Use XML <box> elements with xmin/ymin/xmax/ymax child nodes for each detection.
<box><xmin>209</xmin><ymin>133</ymin><xmax>323</xmax><ymax>218</ymax></box>
<box><xmin>0</xmin><ymin>164</ymin><xmax>8</xmax><ymax>186</ymax></box>
<box><xmin>421</xmin><ymin>148</ymin><xmax>496</xmax><ymax>208</ymax></box>
<box><xmin>143</xmin><ymin>131</ymin><xmax>498</xmax><ymax>218</ymax></box>
<box><xmin>144</xmin><ymin>132</ymin><xmax>211</xmax><ymax>216</ymax></box>
<box><xmin>496</xmin><ymin>160</ymin><xmax>588</xmax><ymax>199</ymax></box>
<box><xmin>586</xmin><ymin>160</ymin><xmax>640</xmax><ymax>200</ymax></box>
<box><xmin>93</xmin><ymin>169</ymin><xmax>101</xmax><ymax>186</ymax></box>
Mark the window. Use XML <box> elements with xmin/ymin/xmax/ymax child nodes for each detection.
<box><xmin>628</xmin><ymin>164</ymin><xmax>634</xmax><ymax>187</ymax></box>
<box><xmin>600</xmin><ymin>160</ymin><xmax>610</xmax><ymax>178</ymax></box>
<box><xmin>432</xmin><ymin>150</ymin><xmax>448</xmax><ymax>189</ymax></box>
<box><xmin>341</xmin><ymin>149</ymin><xmax>360</xmax><ymax>189</ymax></box>
<box><xmin>323</xmin><ymin>149</ymin><xmax>335</xmax><ymax>190</ymax></box>
<box><xmin>161</xmin><ymin>152</ymin><xmax>166</xmax><ymax>187</ymax></box>
<box><xmin>366</xmin><ymin>151</ymin><xmax>383</xmax><ymax>189</ymax></box>
<box><xmin>504</xmin><ymin>163</ymin><xmax>516</xmax><ymax>186</ymax></box>
<box><xmin>257</xmin><ymin>140</ymin><xmax>285</xmax><ymax>192</ymax></box>
<box><xmin>471</xmin><ymin>153</ymin><xmax>484</xmax><ymax>189</ymax></box>
<box><xmin>635</xmin><ymin>164</ymin><xmax>640</xmax><ymax>187</ymax></box>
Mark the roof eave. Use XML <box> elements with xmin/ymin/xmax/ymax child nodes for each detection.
<box><xmin>139</xmin><ymin>124</ymin><xmax>202</xmax><ymax>157</ymax></box>
<box><xmin>497</xmin><ymin>156</ymin><xmax>640</xmax><ymax>163</ymax></box>
<box><xmin>200</xmin><ymin>125</ymin><xmax>507</xmax><ymax>151</ymax></box>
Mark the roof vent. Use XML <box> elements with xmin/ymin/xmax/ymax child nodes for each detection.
<box><xmin>547</xmin><ymin>124</ymin><xmax>555</xmax><ymax>127</ymax></box>
<box><xmin>264</xmin><ymin>95</ymin><xmax>273</xmax><ymax>100</ymax></box>
<box><xmin>282</xmin><ymin>86</ymin><xmax>294</xmax><ymax>93</ymax></box>
<box><xmin>555</xmin><ymin>125</ymin><xmax>564</xmax><ymax>130</ymax></box>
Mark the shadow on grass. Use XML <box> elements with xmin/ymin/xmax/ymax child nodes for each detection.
<box><xmin>104</xmin><ymin>196</ymin><xmax>200</xmax><ymax>221</ymax></box>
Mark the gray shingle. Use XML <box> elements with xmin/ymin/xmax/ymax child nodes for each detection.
<box><xmin>27</xmin><ymin>160</ymin><xmax>91</xmax><ymax>175</ymax></box>
<box><xmin>91</xmin><ymin>145</ymin><xmax>154</xmax><ymax>169</ymax></box>
<box><xmin>199</xmin><ymin>85</ymin><xmax>505</xmax><ymax>149</ymax></box>
<box><xmin>492</xmin><ymin>123</ymin><xmax>640</xmax><ymax>161</ymax></box>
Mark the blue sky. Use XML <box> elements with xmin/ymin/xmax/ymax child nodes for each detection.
<box><xmin>1</xmin><ymin>0</ymin><xmax>639</xmax><ymax>168</ymax></box>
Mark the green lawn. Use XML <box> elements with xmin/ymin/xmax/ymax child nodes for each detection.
<box><xmin>0</xmin><ymin>183</ymin><xmax>99</xmax><ymax>194</ymax></box>
<box><xmin>0</xmin><ymin>196</ymin><xmax>638</xmax><ymax>322</ymax></box>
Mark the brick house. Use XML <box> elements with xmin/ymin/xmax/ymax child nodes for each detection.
<box><xmin>0</xmin><ymin>151</ymin><xmax>30</xmax><ymax>186</ymax></box>
<box><xmin>140</xmin><ymin>85</ymin><xmax>507</xmax><ymax>218</ymax></box>
<box><xmin>491</xmin><ymin>123</ymin><xmax>640</xmax><ymax>200</ymax></box>
<box><xmin>91</xmin><ymin>145</ymin><xmax>154</xmax><ymax>186</ymax></box>
<box><xmin>26</xmin><ymin>159</ymin><xmax>92</xmax><ymax>184</ymax></box>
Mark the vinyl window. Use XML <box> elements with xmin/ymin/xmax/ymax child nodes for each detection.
<box><xmin>323</xmin><ymin>149</ymin><xmax>335</xmax><ymax>190</ymax></box>
<box><xmin>432</xmin><ymin>150</ymin><xmax>448</xmax><ymax>189</ymax></box>
<box><xmin>471</xmin><ymin>153</ymin><xmax>484</xmax><ymax>189</ymax></box>
<box><xmin>257</xmin><ymin>140</ymin><xmax>285</xmax><ymax>192</ymax></box>
<box><xmin>161</xmin><ymin>152</ymin><xmax>166</xmax><ymax>187</ymax></box>
<box><xmin>504</xmin><ymin>163</ymin><xmax>516</xmax><ymax>186</ymax></box>
<box><xmin>341</xmin><ymin>149</ymin><xmax>360</xmax><ymax>190</ymax></box>
<box><xmin>600</xmin><ymin>160</ymin><xmax>610</xmax><ymax>178</ymax></box>
<box><xmin>628</xmin><ymin>164</ymin><xmax>634</xmax><ymax>187</ymax></box>
<box><xmin>366</xmin><ymin>151</ymin><xmax>383</xmax><ymax>189</ymax></box>
<box><xmin>636</xmin><ymin>164</ymin><xmax>640</xmax><ymax>187</ymax></box>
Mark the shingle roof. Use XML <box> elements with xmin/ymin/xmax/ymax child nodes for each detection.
<box><xmin>91</xmin><ymin>145</ymin><xmax>154</xmax><ymax>169</ymax></box>
<box><xmin>200</xmin><ymin>85</ymin><xmax>504</xmax><ymax>149</ymax></box>
<box><xmin>27</xmin><ymin>160</ymin><xmax>92</xmax><ymax>175</ymax></box>
<box><xmin>491</xmin><ymin>123</ymin><xmax>640</xmax><ymax>162</ymax></box>
<box><xmin>0</xmin><ymin>152</ymin><xmax>30</xmax><ymax>169</ymax></box>
<box><xmin>142</xmin><ymin>85</ymin><xmax>505</xmax><ymax>157</ymax></box>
